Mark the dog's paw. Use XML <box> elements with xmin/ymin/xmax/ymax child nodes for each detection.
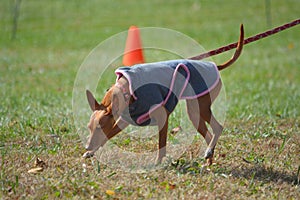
<box><xmin>155</xmin><ymin>157</ymin><xmax>162</xmax><ymax>166</ymax></box>
<box><xmin>204</xmin><ymin>148</ymin><xmax>214</xmax><ymax>159</ymax></box>
<box><xmin>82</xmin><ymin>151</ymin><xmax>94</xmax><ymax>159</ymax></box>
<box><xmin>155</xmin><ymin>156</ymin><xmax>168</xmax><ymax>166</ymax></box>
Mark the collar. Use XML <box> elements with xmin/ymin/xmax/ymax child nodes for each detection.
<box><xmin>115</xmin><ymin>82</ymin><xmax>131</xmax><ymax>105</ymax></box>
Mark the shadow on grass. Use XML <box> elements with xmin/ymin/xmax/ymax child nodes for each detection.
<box><xmin>166</xmin><ymin>158</ymin><xmax>299</xmax><ymax>186</ymax></box>
<box><xmin>230</xmin><ymin>164</ymin><xmax>300</xmax><ymax>186</ymax></box>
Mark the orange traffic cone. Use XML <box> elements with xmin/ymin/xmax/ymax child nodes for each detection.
<box><xmin>122</xmin><ymin>26</ymin><xmax>145</xmax><ymax>66</ymax></box>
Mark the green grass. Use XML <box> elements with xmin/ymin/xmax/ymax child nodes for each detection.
<box><xmin>1</xmin><ymin>0</ymin><xmax>300</xmax><ymax>199</ymax></box>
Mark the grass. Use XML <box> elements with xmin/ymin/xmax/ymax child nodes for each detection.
<box><xmin>1</xmin><ymin>0</ymin><xmax>300</xmax><ymax>199</ymax></box>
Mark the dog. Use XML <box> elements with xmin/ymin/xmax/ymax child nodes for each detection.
<box><xmin>83</xmin><ymin>24</ymin><xmax>244</xmax><ymax>166</ymax></box>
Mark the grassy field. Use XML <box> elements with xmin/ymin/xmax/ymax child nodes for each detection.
<box><xmin>1</xmin><ymin>0</ymin><xmax>300</xmax><ymax>199</ymax></box>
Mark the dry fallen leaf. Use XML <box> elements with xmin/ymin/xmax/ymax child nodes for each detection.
<box><xmin>170</xmin><ymin>126</ymin><xmax>182</xmax><ymax>135</ymax></box>
<box><xmin>28</xmin><ymin>157</ymin><xmax>46</xmax><ymax>174</ymax></box>
<box><xmin>28</xmin><ymin>167</ymin><xmax>43</xmax><ymax>174</ymax></box>
<box><xmin>105</xmin><ymin>189</ymin><xmax>115</xmax><ymax>196</ymax></box>
<box><xmin>168</xmin><ymin>183</ymin><xmax>176</xmax><ymax>190</ymax></box>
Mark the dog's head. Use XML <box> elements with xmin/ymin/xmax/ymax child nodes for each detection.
<box><xmin>83</xmin><ymin>88</ymin><xmax>121</xmax><ymax>158</ymax></box>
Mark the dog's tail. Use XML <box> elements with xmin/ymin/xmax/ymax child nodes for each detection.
<box><xmin>217</xmin><ymin>24</ymin><xmax>244</xmax><ymax>71</ymax></box>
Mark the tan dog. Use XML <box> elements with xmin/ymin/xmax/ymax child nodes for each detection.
<box><xmin>83</xmin><ymin>25</ymin><xmax>244</xmax><ymax>166</ymax></box>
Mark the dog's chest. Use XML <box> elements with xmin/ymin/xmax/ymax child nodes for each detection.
<box><xmin>115</xmin><ymin>59</ymin><xmax>220</xmax><ymax>126</ymax></box>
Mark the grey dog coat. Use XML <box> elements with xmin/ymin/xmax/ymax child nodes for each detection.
<box><xmin>115</xmin><ymin>59</ymin><xmax>220</xmax><ymax>126</ymax></box>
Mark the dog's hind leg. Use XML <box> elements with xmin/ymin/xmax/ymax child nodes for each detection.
<box><xmin>187</xmin><ymin>99</ymin><xmax>214</xmax><ymax>165</ymax></box>
<box><xmin>186</xmin><ymin>99</ymin><xmax>212</xmax><ymax>145</ymax></box>
<box><xmin>199</xmin><ymin>104</ymin><xmax>223</xmax><ymax>161</ymax></box>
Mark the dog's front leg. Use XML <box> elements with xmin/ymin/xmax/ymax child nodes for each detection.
<box><xmin>150</xmin><ymin>106</ymin><xmax>169</xmax><ymax>165</ymax></box>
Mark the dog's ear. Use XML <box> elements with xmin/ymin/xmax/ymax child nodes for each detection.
<box><xmin>86</xmin><ymin>90</ymin><xmax>102</xmax><ymax>111</ymax></box>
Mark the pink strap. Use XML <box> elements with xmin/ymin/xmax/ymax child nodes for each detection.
<box><xmin>162</xmin><ymin>64</ymin><xmax>190</xmax><ymax>105</ymax></box>
<box><xmin>136</xmin><ymin>63</ymin><xmax>190</xmax><ymax>124</ymax></box>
